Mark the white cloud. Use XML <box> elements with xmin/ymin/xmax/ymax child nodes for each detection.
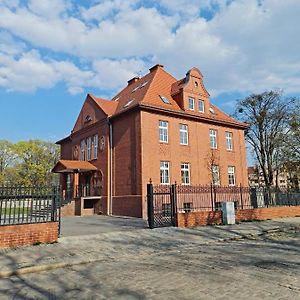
<box><xmin>0</xmin><ymin>49</ymin><xmax>95</xmax><ymax>94</ymax></box>
<box><xmin>80</xmin><ymin>0</ymin><xmax>137</xmax><ymax>21</ymax></box>
<box><xmin>28</xmin><ymin>0</ymin><xmax>69</xmax><ymax>19</ymax></box>
<box><xmin>0</xmin><ymin>0</ymin><xmax>300</xmax><ymax>96</ymax></box>
<box><xmin>91</xmin><ymin>58</ymin><xmax>147</xmax><ymax>89</ymax></box>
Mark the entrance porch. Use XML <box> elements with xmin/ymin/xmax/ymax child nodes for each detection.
<box><xmin>52</xmin><ymin>160</ymin><xmax>104</xmax><ymax>216</ymax></box>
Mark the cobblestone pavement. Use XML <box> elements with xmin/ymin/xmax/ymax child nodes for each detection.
<box><xmin>0</xmin><ymin>223</ymin><xmax>299</xmax><ymax>299</ymax></box>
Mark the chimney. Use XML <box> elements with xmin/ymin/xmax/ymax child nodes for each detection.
<box><xmin>127</xmin><ymin>76</ymin><xmax>140</xmax><ymax>86</ymax></box>
<box><xmin>149</xmin><ymin>64</ymin><xmax>164</xmax><ymax>73</ymax></box>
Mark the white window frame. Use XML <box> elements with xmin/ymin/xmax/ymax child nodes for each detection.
<box><xmin>212</xmin><ymin>165</ymin><xmax>220</xmax><ymax>186</ymax></box>
<box><xmin>181</xmin><ymin>162</ymin><xmax>190</xmax><ymax>185</ymax></box>
<box><xmin>198</xmin><ymin>100</ymin><xmax>205</xmax><ymax>113</ymax></box>
<box><xmin>93</xmin><ymin>134</ymin><xmax>98</xmax><ymax>159</ymax></box>
<box><xmin>226</xmin><ymin>131</ymin><xmax>233</xmax><ymax>151</ymax></box>
<box><xmin>160</xmin><ymin>161</ymin><xmax>170</xmax><ymax>184</ymax></box>
<box><xmin>80</xmin><ymin>140</ymin><xmax>85</xmax><ymax>161</ymax></box>
<box><xmin>210</xmin><ymin>129</ymin><xmax>217</xmax><ymax>149</ymax></box>
<box><xmin>159</xmin><ymin>121</ymin><xmax>168</xmax><ymax>143</ymax></box>
<box><xmin>188</xmin><ymin>97</ymin><xmax>195</xmax><ymax>110</ymax></box>
<box><xmin>179</xmin><ymin>124</ymin><xmax>188</xmax><ymax>145</ymax></box>
<box><xmin>228</xmin><ymin>166</ymin><xmax>236</xmax><ymax>186</ymax></box>
<box><xmin>87</xmin><ymin>137</ymin><xmax>92</xmax><ymax>161</ymax></box>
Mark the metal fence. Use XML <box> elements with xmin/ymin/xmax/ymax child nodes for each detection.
<box><xmin>0</xmin><ymin>186</ymin><xmax>60</xmax><ymax>226</ymax></box>
<box><xmin>147</xmin><ymin>183</ymin><xmax>300</xmax><ymax>228</ymax></box>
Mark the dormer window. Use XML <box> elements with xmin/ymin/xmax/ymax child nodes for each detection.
<box><xmin>198</xmin><ymin>100</ymin><xmax>205</xmax><ymax>113</ymax></box>
<box><xmin>141</xmin><ymin>81</ymin><xmax>148</xmax><ymax>88</ymax></box>
<box><xmin>132</xmin><ymin>86</ymin><xmax>139</xmax><ymax>93</ymax></box>
<box><xmin>123</xmin><ymin>99</ymin><xmax>134</xmax><ymax>108</ymax></box>
<box><xmin>188</xmin><ymin>97</ymin><xmax>195</xmax><ymax>110</ymax></box>
<box><xmin>159</xmin><ymin>95</ymin><xmax>170</xmax><ymax>104</ymax></box>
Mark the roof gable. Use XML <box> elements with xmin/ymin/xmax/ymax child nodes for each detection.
<box><xmin>72</xmin><ymin>94</ymin><xmax>110</xmax><ymax>133</ymax></box>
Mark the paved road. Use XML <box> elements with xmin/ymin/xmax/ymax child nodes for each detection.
<box><xmin>0</xmin><ymin>224</ymin><xmax>299</xmax><ymax>299</ymax></box>
<box><xmin>60</xmin><ymin>215</ymin><xmax>148</xmax><ymax>237</ymax></box>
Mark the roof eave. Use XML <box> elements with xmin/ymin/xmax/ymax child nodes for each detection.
<box><xmin>55</xmin><ymin>135</ymin><xmax>71</xmax><ymax>145</ymax></box>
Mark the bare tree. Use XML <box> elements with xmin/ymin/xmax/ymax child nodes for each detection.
<box><xmin>206</xmin><ymin>149</ymin><xmax>221</xmax><ymax>186</ymax></box>
<box><xmin>235</xmin><ymin>90</ymin><xmax>295</xmax><ymax>189</ymax></box>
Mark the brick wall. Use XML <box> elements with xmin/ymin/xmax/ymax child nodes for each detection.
<box><xmin>177</xmin><ymin>206</ymin><xmax>300</xmax><ymax>227</ymax></box>
<box><xmin>236</xmin><ymin>206</ymin><xmax>300</xmax><ymax>221</ymax></box>
<box><xmin>177</xmin><ymin>211</ymin><xmax>222</xmax><ymax>227</ymax></box>
<box><xmin>112</xmin><ymin>196</ymin><xmax>142</xmax><ymax>218</ymax></box>
<box><xmin>0</xmin><ymin>222</ymin><xmax>59</xmax><ymax>249</ymax></box>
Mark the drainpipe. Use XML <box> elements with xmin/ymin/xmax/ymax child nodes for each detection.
<box><xmin>108</xmin><ymin>119</ymin><xmax>113</xmax><ymax>215</ymax></box>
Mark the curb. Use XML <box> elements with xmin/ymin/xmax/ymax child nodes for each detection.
<box><xmin>0</xmin><ymin>258</ymin><xmax>102</xmax><ymax>279</ymax></box>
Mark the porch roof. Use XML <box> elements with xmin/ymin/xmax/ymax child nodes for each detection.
<box><xmin>52</xmin><ymin>160</ymin><xmax>98</xmax><ymax>173</ymax></box>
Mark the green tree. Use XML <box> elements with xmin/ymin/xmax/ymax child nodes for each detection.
<box><xmin>236</xmin><ymin>90</ymin><xmax>296</xmax><ymax>189</ymax></box>
<box><xmin>0</xmin><ymin>140</ymin><xmax>16</xmax><ymax>184</ymax></box>
<box><xmin>12</xmin><ymin>140</ymin><xmax>60</xmax><ymax>186</ymax></box>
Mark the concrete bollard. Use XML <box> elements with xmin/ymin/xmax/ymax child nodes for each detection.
<box><xmin>221</xmin><ymin>202</ymin><xmax>235</xmax><ymax>225</ymax></box>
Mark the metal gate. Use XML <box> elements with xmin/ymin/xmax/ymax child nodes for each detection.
<box><xmin>147</xmin><ymin>183</ymin><xmax>177</xmax><ymax>228</ymax></box>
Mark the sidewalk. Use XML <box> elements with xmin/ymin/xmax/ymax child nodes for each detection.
<box><xmin>1</xmin><ymin>217</ymin><xmax>299</xmax><ymax>278</ymax></box>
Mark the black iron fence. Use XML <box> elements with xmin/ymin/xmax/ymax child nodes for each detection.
<box><xmin>0</xmin><ymin>186</ymin><xmax>60</xmax><ymax>226</ymax></box>
<box><xmin>147</xmin><ymin>183</ymin><xmax>300</xmax><ymax>228</ymax></box>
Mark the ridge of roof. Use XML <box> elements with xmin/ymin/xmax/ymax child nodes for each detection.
<box><xmin>89</xmin><ymin>94</ymin><xmax>118</xmax><ymax>117</ymax></box>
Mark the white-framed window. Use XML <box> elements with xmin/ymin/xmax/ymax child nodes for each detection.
<box><xmin>179</xmin><ymin>124</ymin><xmax>188</xmax><ymax>145</ymax></box>
<box><xmin>159</xmin><ymin>120</ymin><xmax>168</xmax><ymax>143</ymax></box>
<box><xmin>87</xmin><ymin>137</ymin><xmax>92</xmax><ymax>161</ymax></box>
<box><xmin>80</xmin><ymin>139</ymin><xmax>85</xmax><ymax>161</ymax></box>
<box><xmin>212</xmin><ymin>165</ymin><xmax>220</xmax><ymax>186</ymax></box>
<box><xmin>188</xmin><ymin>97</ymin><xmax>195</xmax><ymax>110</ymax></box>
<box><xmin>160</xmin><ymin>161</ymin><xmax>170</xmax><ymax>184</ymax></box>
<box><xmin>228</xmin><ymin>166</ymin><xmax>236</xmax><ymax>186</ymax></box>
<box><xmin>226</xmin><ymin>132</ymin><xmax>233</xmax><ymax>151</ymax></box>
<box><xmin>93</xmin><ymin>134</ymin><xmax>98</xmax><ymax>159</ymax></box>
<box><xmin>209</xmin><ymin>129</ymin><xmax>217</xmax><ymax>149</ymax></box>
<box><xmin>198</xmin><ymin>100</ymin><xmax>205</xmax><ymax>113</ymax></box>
<box><xmin>181</xmin><ymin>162</ymin><xmax>190</xmax><ymax>185</ymax></box>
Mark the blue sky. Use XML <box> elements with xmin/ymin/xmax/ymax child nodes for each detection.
<box><xmin>0</xmin><ymin>0</ymin><xmax>300</xmax><ymax>143</ymax></box>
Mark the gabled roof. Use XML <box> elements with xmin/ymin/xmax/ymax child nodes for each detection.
<box><xmin>61</xmin><ymin>64</ymin><xmax>247</xmax><ymax>144</ymax></box>
<box><xmin>89</xmin><ymin>94</ymin><xmax>118</xmax><ymax>117</ymax></box>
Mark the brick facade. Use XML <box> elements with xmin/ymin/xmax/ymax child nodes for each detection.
<box><xmin>55</xmin><ymin>64</ymin><xmax>249</xmax><ymax>219</ymax></box>
<box><xmin>0</xmin><ymin>222</ymin><xmax>58</xmax><ymax>249</ymax></box>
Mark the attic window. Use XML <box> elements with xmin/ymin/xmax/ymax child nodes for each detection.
<box><xmin>123</xmin><ymin>99</ymin><xmax>134</xmax><ymax>108</ymax></box>
<box><xmin>84</xmin><ymin>115</ymin><xmax>92</xmax><ymax>123</ymax></box>
<box><xmin>132</xmin><ymin>86</ymin><xmax>140</xmax><ymax>93</ymax></box>
<box><xmin>140</xmin><ymin>81</ymin><xmax>148</xmax><ymax>88</ymax></box>
<box><xmin>159</xmin><ymin>95</ymin><xmax>170</xmax><ymax>104</ymax></box>
<box><xmin>209</xmin><ymin>107</ymin><xmax>215</xmax><ymax>114</ymax></box>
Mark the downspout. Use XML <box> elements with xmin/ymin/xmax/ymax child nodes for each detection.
<box><xmin>108</xmin><ymin>119</ymin><xmax>113</xmax><ymax>215</ymax></box>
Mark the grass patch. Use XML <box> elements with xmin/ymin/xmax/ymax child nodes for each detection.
<box><xmin>0</xmin><ymin>207</ymin><xmax>31</xmax><ymax>215</ymax></box>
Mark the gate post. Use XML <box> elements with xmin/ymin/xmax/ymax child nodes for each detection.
<box><xmin>171</xmin><ymin>183</ymin><xmax>178</xmax><ymax>227</ymax></box>
<box><xmin>147</xmin><ymin>183</ymin><xmax>154</xmax><ymax>229</ymax></box>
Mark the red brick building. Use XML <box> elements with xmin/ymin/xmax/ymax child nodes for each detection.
<box><xmin>53</xmin><ymin>64</ymin><xmax>248</xmax><ymax>218</ymax></box>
